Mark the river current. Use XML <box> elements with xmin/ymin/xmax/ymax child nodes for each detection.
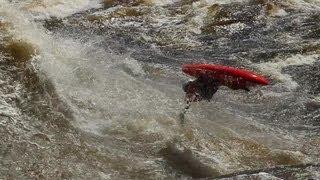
<box><xmin>0</xmin><ymin>0</ymin><xmax>320</xmax><ymax>179</ymax></box>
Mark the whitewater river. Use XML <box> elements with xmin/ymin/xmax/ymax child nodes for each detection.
<box><xmin>0</xmin><ymin>0</ymin><xmax>319</xmax><ymax>179</ymax></box>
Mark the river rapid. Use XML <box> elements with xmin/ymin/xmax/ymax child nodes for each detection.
<box><xmin>0</xmin><ymin>0</ymin><xmax>320</xmax><ymax>179</ymax></box>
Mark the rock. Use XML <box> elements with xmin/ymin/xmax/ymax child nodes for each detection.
<box><xmin>159</xmin><ymin>142</ymin><xmax>220</xmax><ymax>178</ymax></box>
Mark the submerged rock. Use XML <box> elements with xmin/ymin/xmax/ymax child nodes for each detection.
<box><xmin>4</xmin><ymin>40</ymin><xmax>37</xmax><ymax>67</ymax></box>
<box><xmin>159</xmin><ymin>142</ymin><xmax>221</xmax><ymax>178</ymax></box>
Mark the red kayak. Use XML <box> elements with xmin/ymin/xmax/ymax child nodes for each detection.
<box><xmin>182</xmin><ymin>64</ymin><xmax>269</xmax><ymax>90</ymax></box>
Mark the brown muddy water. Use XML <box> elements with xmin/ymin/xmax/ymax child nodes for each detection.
<box><xmin>0</xmin><ymin>0</ymin><xmax>320</xmax><ymax>179</ymax></box>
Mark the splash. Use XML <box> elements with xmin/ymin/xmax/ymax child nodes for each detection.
<box><xmin>257</xmin><ymin>54</ymin><xmax>319</xmax><ymax>90</ymax></box>
<box><xmin>20</xmin><ymin>0</ymin><xmax>102</xmax><ymax>19</ymax></box>
<box><xmin>1</xmin><ymin>0</ymin><xmax>183</xmax><ymax>136</ymax></box>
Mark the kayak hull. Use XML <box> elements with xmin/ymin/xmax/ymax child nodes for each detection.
<box><xmin>182</xmin><ymin>64</ymin><xmax>269</xmax><ymax>89</ymax></box>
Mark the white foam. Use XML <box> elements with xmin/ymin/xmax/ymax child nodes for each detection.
<box><xmin>149</xmin><ymin>0</ymin><xmax>179</xmax><ymax>6</ymax></box>
<box><xmin>286</xmin><ymin>0</ymin><xmax>320</xmax><ymax>10</ymax></box>
<box><xmin>0</xmin><ymin>0</ymin><xmax>183</xmax><ymax>135</ymax></box>
<box><xmin>236</xmin><ymin>172</ymin><xmax>282</xmax><ymax>180</ymax></box>
<box><xmin>194</xmin><ymin>0</ymin><xmax>246</xmax><ymax>6</ymax></box>
<box><xmin>20</xmin><ymin>0</ymin><xmax>102</xmax><ymax>19</ymax></box>
<box><xmin>257</xmin><ymin>54</ymin><xmax>319</xmax><ymax>90</ymax></box>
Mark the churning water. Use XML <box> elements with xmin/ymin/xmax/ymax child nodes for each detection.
<box><xmin>0</xmin><ymin>0</ymin><xmax>320</xmax><ymax>179</ymax></box>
